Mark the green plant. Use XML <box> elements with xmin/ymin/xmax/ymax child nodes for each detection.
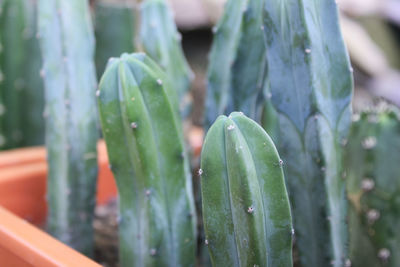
<box><xmin>205</xmin><ymin>0</ymin><xmax>266</xmax><ymax>129</ymax></box>
<box><xmin>139</xmin><ymin>0</ymin><xmax>193</xmax><ymax>117</ymax></box>
<box><xmin>0</xmin><ymin>0</ymin><xmax>45</xmax><ymax>149</ymax></box>
<box><xmin>94</xmin><ymin>0</ymin><xmax>136</xmax><ymax>79</ymax></box>
<box><xmin>97</xmin><ymin>52</ymin><xmax>196</xmax><ymax>267</ymax></box>
<box><xmin>200</xmin><ymin>112</ymin><xmax>293</xmax><ymax>267</ymax></box>
<box><xmin>38</xmin><ymin>0</ymin><xmax>98</xmax><ymax>256</ymax></box>
<box><xmin>345</xmin><ymin>107</ymin><xmax>400</xmax><ymax>267</ymax></box>
<box><xmin>262</xmin><ymin>1</ymin><xmax>353</xmax><ymax>266</ymax></box>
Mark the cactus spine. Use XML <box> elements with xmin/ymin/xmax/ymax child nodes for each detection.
<box><xmin>98</xmin><ymin>53</ymin><xmax>196</xmax><ymax>267</ymax></box>
<box><xmin>262</xmin><ymin>1</ymin><xmax>353</xmax><ymax>266</ymax></box>
<box><xmin>205</xmin><ymin>0</ymin><xmax>267</xmax><ymax>129</ymax></box>
<box><xmin>38</xmin><ymin>0</ymin><xmax>98</xmax><ymax>256</ymax></box>
<box><xmin>139</xmin><ymin>0</ymin><xmax>193</xmax><ymax>116</ymax></box>
<box><xmin>345</xmin><ymin>107</ymin><xmax>400</xmax><ymax>267</ymax></box>
<box><xmin>94</xmin><ymin>0</ymin><xmax>136</xmax><ymax>79</ymax></box>
<box><xmin>200</xmin><ymin>112</ymin><xmax>293</xmax><ymax>267</ymax></box>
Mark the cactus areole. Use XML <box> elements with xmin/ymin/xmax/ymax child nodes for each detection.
<box><xmin>201</xmin><ymin>112</ymin><xmax>293</xmax><ymax>267</ymax></box>
<box><xmin>98</xmin><ymin>53</ymin><xmax>196</xmax><ymax>267</ymax></box>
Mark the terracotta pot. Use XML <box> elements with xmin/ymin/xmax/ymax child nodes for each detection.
<box><xmin>0</xmin><ymin>141</ymin><xmax>117</xmax><ymax>266</ymax></box>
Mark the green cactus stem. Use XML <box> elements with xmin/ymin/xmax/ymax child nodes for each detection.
<box><xmin>139</xmin><ymin>0</ymin><xmax>193</xmax><ymax>117</ymax></box>
<box><xmin>262</xmin><ymin>1</ymin><xmax>353</xmax><ymax>266</ymax></box>
<box><xmin>98</xmin><ymin>52</ymin><xmax>196</xmax><ymax>267</ymax></box>
<box><xmin>205</xmin><ymin>0</ymin><xmax>267</xmax><ymax>129</ymax></box>
<box><xmin>0</xmin><ymin>0</ymin><xmax>26</xmax><ymax>149</ymax></box>
<box><xmin>345</xmin><ymin>107</ymin><xmax>400</xmax><ymax>267</ymax></box>
<box><xmin>94</xmin><ymin>0</ymin><xmax>136</xmax><ymax>79</ymax></box>
<box><xmin>38</xmin><ymin>0</ymin><xmax>98</xmax><ymax>256</ymax></box>
<box><xmin>200</xmin><ymin>112</ymin><xmax>293</xmax><ymax>267</ymax></box>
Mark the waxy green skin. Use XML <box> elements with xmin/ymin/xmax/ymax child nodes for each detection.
<box><xmin>38</xmin><ymin>0</ymin><xmax>98</xmax><ymax>256</ymax></box>
<box><xmin>139</xmin><ymin>0</ymin><xmax>193</xmax><ymax>116</ymax></box>
<box><xmin>94</xmin><ymin>0</ymin><xmax>135</xmax><ymax>79</ymax></box>
<box><xmin>98</xmin><ymin>53</ymin><xmax>196</xmax><ymax>267</ymax></box>
<box><xmin>262</xmin><ymin>1</ymin><xmax>353</xmax><ymax>266</ymax></box>
<box><xmin>201</xmin><ymin>112</ymin><xmax>293</xmax><ymax>267</ymax></box>
<box><xmin>205</xmin><ymin>0</ymin><xmax>268</xmax><ymax>129</ymax></box>
<box><xmin>345</xmin><ymin>109</ymin><xmax>400</xmax><ymax>267</ymax></box>
<box><xmin>0</xmin><ymin>0</ymin><xmax>44</xmax><ymax>149</ymax></box>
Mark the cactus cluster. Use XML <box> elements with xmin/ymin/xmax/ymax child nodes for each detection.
<box><xmin>139</xmin><ymin>0</ymin><xmax>193</xmax><ymax>117</ymax></box>
<box><xmin>205</xmin><ymin>0</ymin><xmax>266</xmax><ymax>129</ymax></box>
<box><xmin>261</xmin><ymin>1</ymin><xmax>353</xmax><ymax>266</ymax></box>
<box><xmin>345</xmin><ymin>107</ymin><xmax>400</xmax><ymax>267</ymax></box>
<box><xmin>201</xmin><ymin>112</ymin><xmax>293</xmax><ymax>267</ymax></box>
<box><xmin>38</xmin><ymin>0</ymin><xmax>98</xmax><ymax>256</ymax></box>
<box><xmin>98</xmin><ymin>53</ymin><xmax>196</xmax><ymax>267</ymax></box>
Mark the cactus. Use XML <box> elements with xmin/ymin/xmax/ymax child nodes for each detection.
<box><xmin>205</xmin><ymin>0</ymin><xmax>266</xmax><ymax>129</ymax></box>
<box><xmin>21</xmin><ymin>0</ymin><xmax>45</xmax><ymax>146</ymax></box>
<box><xmin>262</xmin><ymin>1</ymin><xmax>353</xmax><ymax>266</ymax></box>
<box><xmin>94</xmin><ymin>0</ymin><xmax>136</xmax><ymax>79</ymax></box>
<box><xmin>139</xmin><ymin>0</ymin><xmax>193</xmax><ymax>117</ymax></box>
<box><xmin>0</xmin><ymin>0</ymin><xmax>26</xmax><ymax>149</ymax></box>
<box><xmin>97</xmin><ymin>52</ymin><xmax>196</xmax><ymax>267</ymax></box>
<box><xmin>345</xmin><ymin>107</ymin><xmax>400</xmax><ymax>267</ymax></box>
<box><xmin>200</xmin><ymin>112</ymin><xmax>293</xmax><ymax>267</ymax></box>
<box><xmin>38</xmin><ymin>0</ymin><xmax>98</xmax><ymax>256</ymax></box>
<box><xmin>0</xmin><ymin>0</ymin><xmax>45</xmax><ymax>149</ymax></box>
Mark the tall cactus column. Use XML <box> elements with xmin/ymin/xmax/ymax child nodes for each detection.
<box><xmin>262</xmin><ymin>1</ymin><xmax>353</xmax><ymax>266</ymax></box>
<box><xmin>200</xmin><ymin>112</ymin><xmax>293</xmax><ymax>267</ymax></box>
<box><xmin>98</xmin><ymin>53</ymin><xmax>196</xmax><ymax>267</ymax></box>
<box><xmin>139</xmin><ymin>0</ymin><xmax>193</xmax><ymax>117</ymax></box>
<box><xmin>345</xmin><ymin>108</ymin><xmax>400</xmax><ymax>267</ymax></box>
<box><xmin>38</xmin><ymin>0</ymin><xmax>98</xmax><ymax>256</ymax></box>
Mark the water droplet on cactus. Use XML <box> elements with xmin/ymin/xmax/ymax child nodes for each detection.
<box><xmin>378</xmin><ymin>248</ymin><xmax>390</xmax><ymax>261</ymax></box>
<box><xmin>361</xmin><ymin>178</ymin><xmax>375</xmax><ymax>192</ymax></box>
<box><xmin>227</xmin><ymin>124</ymin><xmax>235</xmax><ymax>130</ymax></box>
<box><xmin>362</xmin><ymin>136</ymin><xmax>377</xmax><ymax>149</ymax></box>
<box><xmin>366</xmin><ymin>209</ymin><xmax>380</xmax><ymax>224</ymax></box>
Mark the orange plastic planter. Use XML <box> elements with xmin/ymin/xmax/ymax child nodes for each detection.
<box><xmin>0</xmin><ymin>141</ymin><xmax>117</xmax><ymax>266</ymax></box>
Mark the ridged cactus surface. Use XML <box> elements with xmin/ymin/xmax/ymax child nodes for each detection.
<box><xmin>38</xmin><ymin>0</ymin><xmax>98</xmax><ymax>256</ymax></box>
<box><xmin>200</xmin><ymin>112</ymin><xmax>293</xmax><ymax>267</ymax></box>
<box><xmin>262</xmin><ymin>1</ymin><xmax>353</xmax><ymax>266</ymax></box>
<box><xmin>345</xmin><ymin>108</ymin><xmax>400</xmax><ymax>267</ymax></box>
<box><xmin>94</xmin><ymin>0</ymin><xmax>135</xmax><ymax>79</ymax></box>
<box><xmin>205</xmin><ymin>0</ymin><xmax>267</xmax><ymax>129</ymax></box>
<box><xmin>139</xmin><ymin>0</ymin><xmax>193</xmax><ymax>117</ymax></box>
<box><xmin>98</xmin><ymin>53</ymin><xmax>196</xmax><ymax>267</ymax></box>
